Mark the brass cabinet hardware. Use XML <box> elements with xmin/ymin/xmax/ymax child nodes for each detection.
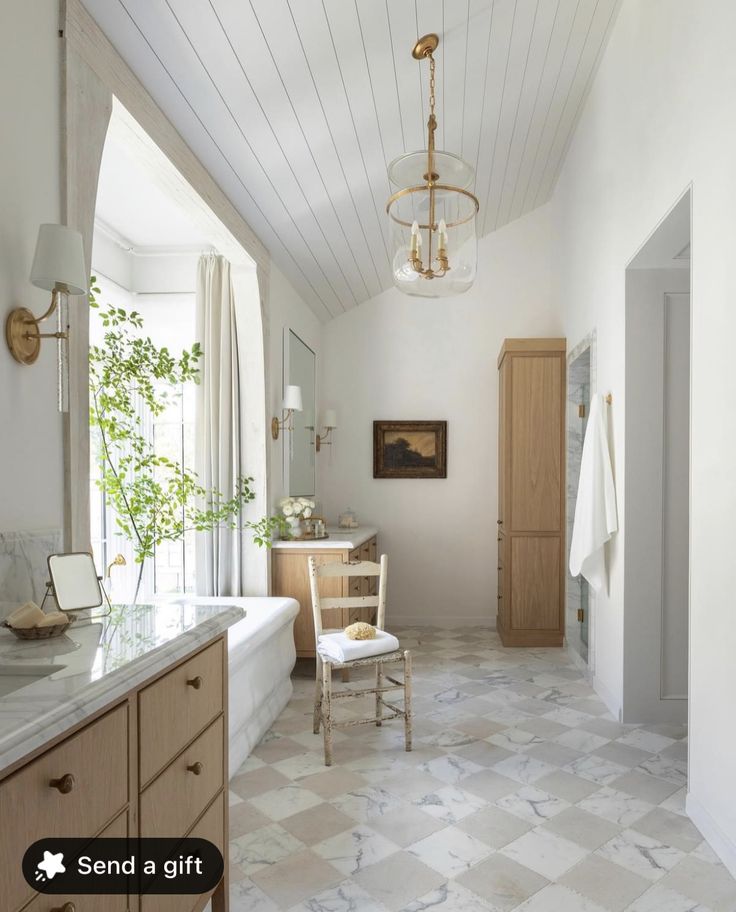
<box><xmin>49</xmin><ymin>773</ymin><xmax>76</xmax><ymax>794</ymax></box>
<box><xmin>186</xmin><ymin>676</ymin><xmax>203</xmax><ymax>690</ymax></box>
<box><xmin>578</xmin><ymin>403</ymin><xmax>586</xmax><ymax>418</ymax></box>
<box><xmin>577</xmin><ymin>608</ymin><xmax>585</xmax><ymax>623</ymax></box>
<box><xmin>50</xmin><ymin>903</ymin><xmax>76</xmax><ymax>912</ymax></box>
<box><xmin>497</xmin><ymin>566</ymin><xmax>502</xmax><ymax>571</ymax></box>
<box><xmin>497</xmin><ymin>595</ymin><xmax>502</xmax><ymax>600</ymax></box>
<box><xmin>186</xmin><ymin>762</ymin><xmax>203</xmax><ymax>776</ymax></box>
<box><xmin>497</xmin><ymin>519</ymin><xmax>503</xmax><ymax>525</ymax></box>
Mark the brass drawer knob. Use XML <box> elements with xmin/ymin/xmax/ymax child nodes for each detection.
<box><xmin>497</xmin><ymin>595</ymin><xmax>502</xmax><ymax>600</ymax></box>
<box><xmin>497</xmin><ymin>519</ymin><xmax>503</xmax><ymax>525</ymax></box>
<box><xmin>186</xmin><ymin>676</ymin><xmax>203</xmax><ymax>690</ymax></box>
<box><xmin>187</xmin><ymin>762</ymin><xmax>203</xmax><ymax>775</ymax></box>
<box><xmin>49</xmin><ymin>773</ymin><xmax>76</xmax><ymax>794</ymax></box>
<box><xmin>51</xmin><ymin>904</ymin><xmax>76</xmax><ymax>912</ymax></box>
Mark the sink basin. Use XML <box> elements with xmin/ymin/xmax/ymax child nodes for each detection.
<box><xmin>0</xmin><ymin>664</ymin><xmax>66</xmax><ymax>698</ymax></box>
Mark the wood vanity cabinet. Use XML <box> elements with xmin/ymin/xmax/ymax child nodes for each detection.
<box><xmin>0</xmin><ymin>636</ymin><xmax>229</xmax><ymax>912</ymax></box>
<box><xmin>272</xmin><ymin>535</ymin><xmax>378</xmax><ymax>657</ymax></box>
<box><xmin>497</xmin><ymin>339</ymin><xmax>566</xmax><ymax>647</ymax></box>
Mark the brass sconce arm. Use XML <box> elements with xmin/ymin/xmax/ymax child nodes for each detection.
<box><xmin>271</xmin><ymin>409</ymin><xmax>295</xmax><ymax>440</ymax></box>
<box><xmin>6</xmin><ymin>287</ymin><xmax>68</xmax><ymax>365</ymax></box>
<box><xmin>316</xmin><ymin>426</ymin><xmax>333</xmax><ymax>452</ymax></box>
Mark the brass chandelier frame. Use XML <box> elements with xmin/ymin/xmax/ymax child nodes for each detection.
<box><xmin>386</xmin><ymin>34</ymin><xmax>480</xmax><ymax>281</ymax></box>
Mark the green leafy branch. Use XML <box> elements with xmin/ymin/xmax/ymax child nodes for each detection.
<box><xmin>89</xmin><ymin>279</ymin><xmax>284</xmax><ymax>601</ymax></box>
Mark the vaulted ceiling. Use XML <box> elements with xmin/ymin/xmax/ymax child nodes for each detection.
<box><xmin>82</xmin><ymin>0</ymin><xmax>620</xmax><ymax>321</ymax></box>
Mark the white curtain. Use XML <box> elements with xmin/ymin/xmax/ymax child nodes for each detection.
<box><xmin>195</xmin><ymin>254</ymin><xmax>243</xmax><ymax>596</ymax></box>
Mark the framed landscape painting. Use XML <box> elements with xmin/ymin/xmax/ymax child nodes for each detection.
<box><xmin>373</xmin><ymin>420</ymin><xmax>447</xmax><ymax>479</ymax></box>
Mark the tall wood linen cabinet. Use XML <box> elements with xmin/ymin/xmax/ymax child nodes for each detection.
<box><xmin>497</xmin><ymin>339</ymin><xmax>566</xmax><ymax>647</ymax></box>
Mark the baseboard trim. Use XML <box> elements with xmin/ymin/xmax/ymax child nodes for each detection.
<box><xmin>592</xmin><ymin>673</ymin><xmax>622</xmax><ymax>721</ymax></box>
<box><xmin>388</xmin><ymin>614</ymin><xmax>497</xmax><ymax>628</ymax></box>
<box><xmin>686</xmin><ymin>792</ymin><xmax>736</xmax><ymax>877</ymax></box>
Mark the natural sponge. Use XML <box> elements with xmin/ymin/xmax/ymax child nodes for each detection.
<box><xmin>344</xmin><ymin>622</ymin><xmax>376</xmax><ymax>640</ymax></box>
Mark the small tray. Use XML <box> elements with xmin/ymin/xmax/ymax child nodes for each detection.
<box><xmin>2</xmin><ymin>616</ymin><xmax>74</xmax><ymax>639</ymax></box>
<box><xmin>289</xmin><ymin>532</ymin><xmax>330</xmax><ymax>542</ymax></box>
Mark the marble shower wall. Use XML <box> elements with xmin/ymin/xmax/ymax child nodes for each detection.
<box><xmin>0</xmin><ymin>530</ymin><xmax>62</xmax><ymax>613</ymax></box>
<box><xmin>567</xmin><ymin>334</ymin><xmax>596</xmax><ymax>665</ymax></box>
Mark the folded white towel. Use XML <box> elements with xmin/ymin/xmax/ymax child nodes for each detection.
<box><xmin>570</xmin><ymin>394</ymin><xmax>619</xmax><ymax>592</ymax></box>
<box><xmin>317</xmin><ymin>629</ymin><xmax>400</xmax><ymax>664</ymax></box>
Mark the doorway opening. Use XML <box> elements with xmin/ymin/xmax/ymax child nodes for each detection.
<box><xmin>623</xmin><ymin>188</ymin><xmax>691</xmax><ymax>724</ymax></box>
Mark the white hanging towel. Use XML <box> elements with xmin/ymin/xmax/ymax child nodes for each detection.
<box><xmin>569</xmin><ymin>394</ymin><xmax>618</xmax><ymax>592</ymax></box>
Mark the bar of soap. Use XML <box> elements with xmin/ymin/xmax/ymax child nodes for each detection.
<box><xmin>6</xmin><ymin>602</ymin><xmax>47</xmax><ymax>629</ymax></box>
<box><xmin>36</xmin><ymin>611</ymin><xmax>68</xmax><ymax>627</ymax></box>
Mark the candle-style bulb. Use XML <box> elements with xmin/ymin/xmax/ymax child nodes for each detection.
<box><xmin>410</xmin><ymin>220</ymin><xmax>421</xmax><ymax>256</ymax></box>
<box><xmin>438</xmin><ymin>218</ymin><xmax>448</xmax><ymax>252</ymax></box>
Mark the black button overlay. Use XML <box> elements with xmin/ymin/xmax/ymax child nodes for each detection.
<box><xmin>23</xmin><ymin>838</ymin><xmax>224</xmax><ymax>895</ymax></box>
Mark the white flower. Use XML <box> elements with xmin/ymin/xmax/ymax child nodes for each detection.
<box><xmin>292</xmin><ymin>501</ymin><xmax>304</xmax><ymax>515</ymax></box>
<box><xmin>279</xmin><ymin>496</ymin><xmax>292</xmax><ymax>508</ymax></box>
<box><xmin>282</xmin><ymin>503</ymin><xmax>294</xmax><ymax>516</ymax></box>
<box><xmin>303</xmin><ymin>507</ymin><xmax>312</xmax><ymax>518</ymax></box>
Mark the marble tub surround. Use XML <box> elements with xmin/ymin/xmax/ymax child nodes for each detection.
<box><xmin>0</xmin><ymin>600</ymin><xmax>244</xmax><ymax>773</ymax></box>
<box><xmin>0</xmin><ymin>529</ymin><xmax>62</xmax><ymax>610</ymax></box>
<box><xmin>271</xmin><ymin>526</ymin><xmax>378</xmax><ymax>551</ymax></box>
<box><xmin>227</xmin><ymin>627</ymin><xmax>736</xmax><ymax>912</ymax></box>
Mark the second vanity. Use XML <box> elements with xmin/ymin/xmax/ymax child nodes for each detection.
<box><xmin>271</xmin><ymin>526</ymin><xmax>379</xmax><ymax>657</ymax></box>
<box><xmin>0</xmin><ymin>601</ymin><xmax>244</xmax><ymax>912</ymax></box>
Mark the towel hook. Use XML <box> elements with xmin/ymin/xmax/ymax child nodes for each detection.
<box><xmin>605</xmin><ymin>393</ymin><xmax>613</xmax><ymax>405</ymax></box>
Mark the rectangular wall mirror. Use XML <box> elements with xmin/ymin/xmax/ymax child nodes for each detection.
<box><xmin>286</xmin><ymin>329</ymin><xmax>316</xmax><ymax>496</ymax></box>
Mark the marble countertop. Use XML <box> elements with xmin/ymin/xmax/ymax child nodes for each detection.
<box><xmin>0</xmin><ymin>601</ymin><xmax>244</xmax><ymax>774</ymax></box>
<box><xmin>271</xmin><ymin>525</ymin><xmax>378</xmax><ymax>551</ymax></box>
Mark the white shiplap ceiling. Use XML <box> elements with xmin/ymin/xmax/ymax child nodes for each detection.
<box><xmin>82</xmin><ymin>0</ymin><xmax>620</xmax><ymax>321</ymax></box>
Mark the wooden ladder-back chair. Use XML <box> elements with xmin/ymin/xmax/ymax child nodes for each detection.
<box><xmin>308</xmin><ymin>554</ymin><xmax>412</xmax><ymax>766</ymax></box>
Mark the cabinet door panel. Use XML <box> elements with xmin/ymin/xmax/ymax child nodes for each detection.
<box><xmin>510</xmin><ymin>537</ymin><xmax>561</xmax><ymax>631</ymax></box>
<box><xmin>510</xmin><ymin>356</ymin><xmax>562</xmax><ymax>531</ymax></box>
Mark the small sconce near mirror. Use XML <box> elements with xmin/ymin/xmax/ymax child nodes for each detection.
<box><xmin>272</xmin><ymin>384</ymin><xmax>303</xmax><ymax>440</ymax></box>
<box><xmin>5</xmin><ymin>224</ymin><xmax>88</xmax><ymax>412</ymax></box>
<box><xmin>316</xmin><ymin>410</ymin><xmax>338</xmax><ymax>453</ymax></box>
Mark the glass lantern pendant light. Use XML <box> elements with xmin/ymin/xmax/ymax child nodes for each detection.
<box><xmin>386</xmin><ymin>34</ymin><xmax>479</xmax><ymax>297</ymax></box>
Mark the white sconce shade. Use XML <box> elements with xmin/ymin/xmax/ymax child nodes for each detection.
<box><xmin>323</xmin><ymin>409</ymin><xmax>338</xmax><ymax>429</ymax></box>
<box><xmin>30</xmin><ymin>224</ymin><xmax>88</xmax><ymax>296</ymax></box>
<box><xmin>283</xmin><ymin>385</ymin><xmax>303</xmax><ymax>412</ymax></box>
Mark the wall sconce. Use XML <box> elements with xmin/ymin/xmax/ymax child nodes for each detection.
<box><xmin>271</xmin><ymin>384</ymin><xmax>303</xmax><ymax>440</ymax></box>
<box><xmin>316</xmin><ymin>410</ymin><xmax>338</xmax><ymax>452</ymax></box>
<box><xmin>5</xmin><ymin>224</ymin><xmax>88</xmax><ymax>412</ymax></box>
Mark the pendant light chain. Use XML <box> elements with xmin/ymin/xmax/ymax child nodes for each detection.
<box><xmin>429</xmin><ymin>52</ymin><xmax>436</xmax><ymax>122</ymax></box>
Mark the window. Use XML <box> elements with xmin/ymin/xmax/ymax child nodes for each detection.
<box><xmin>89</xmin><ymin>274</ymin><xmax>196</xmax><ymax>601</ymax></box>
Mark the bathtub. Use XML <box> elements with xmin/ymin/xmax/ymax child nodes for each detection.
<box><xmin>161</xmin><ymin>596</ymin><xmax>299</xmax><ymax>778</ymax></box>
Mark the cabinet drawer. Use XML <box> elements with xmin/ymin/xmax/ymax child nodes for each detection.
<box><xmin>22</xmin><ymin>810</ymin><xmax>129</xmax><ymax>912</ymax></box>
<box><xmin>141</xmin><ymin>793</ymin><xmax>225</xmax><ymax>912</ymax></box>
<box><xmin>139</xmin><ymin>639</ymin><xmax>223</xmax><ymax>785</ymax></box>
<box><xmin>0</xmin><ymin>705</ymin><xmax>128</xmax><ymax>912</ymax></box>
<box><xmin>140</xmin><ymin>716</ymin><xmax>223</xmax><ymax>839</ymax></box>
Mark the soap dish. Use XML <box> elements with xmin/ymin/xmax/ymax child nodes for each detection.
<box><xmin>2</xmin><ymin>617</ymin><xmax>74</xmax><ymax>639</ymax></box>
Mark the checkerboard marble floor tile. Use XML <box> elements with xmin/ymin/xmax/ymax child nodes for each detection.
<box><xmin>227</xmin><ymin>627</ymin><xmax>736</xmax><ymax>912</ymax></box>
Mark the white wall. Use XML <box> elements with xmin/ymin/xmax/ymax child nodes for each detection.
<box><xmin>319</xmin><ymin>204</ymin><xmax>558</xmax><ymax>626</ymax></box>
<box><xmin>0</xmin><ymin>0</ymin><xmax>64</xmax><ymax>533</ymax></box>
<box><xmin>550</xmin><ymin>0</ymin><xmax>736</xmax><ymax>872</ymax></box>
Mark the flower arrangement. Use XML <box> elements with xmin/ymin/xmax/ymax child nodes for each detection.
<box><xmin>279</xmin><ymin>497</ymin><xmax>316</xmax><ymax>538</ymax></box>
<box><xmin>279</xmin><ymin>496</ymin><xmax>316</xmax><ymax>519</ymax></box>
